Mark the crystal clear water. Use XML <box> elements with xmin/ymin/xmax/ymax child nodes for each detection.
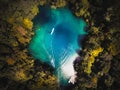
<box><xmin>29</xmin><ymin>6</ymin><xmax>87</xmax><ymax>85</ymax></box>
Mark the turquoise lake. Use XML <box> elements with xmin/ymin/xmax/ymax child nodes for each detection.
<box><xmin>29</xmin><ymin>6</ymin><xmax>87</xmax><ymax>85</ymax></box>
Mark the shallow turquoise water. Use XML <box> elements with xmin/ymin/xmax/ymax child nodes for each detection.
<box><xmin>29</xmin><ymin>6</ymin><xmax>87</xmax><ymax>84</ymax></box>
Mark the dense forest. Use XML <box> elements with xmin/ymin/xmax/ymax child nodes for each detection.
<box><xmin>0</xmin><ymin>0</ymin><xmax>120</xmax><ymax>90</ymax></box>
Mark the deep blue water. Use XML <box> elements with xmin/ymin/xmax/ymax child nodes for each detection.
<box><xmin>29</xmin><ymin>6</ymin><xmax>87</xmax><ymax>85</ymax></box>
